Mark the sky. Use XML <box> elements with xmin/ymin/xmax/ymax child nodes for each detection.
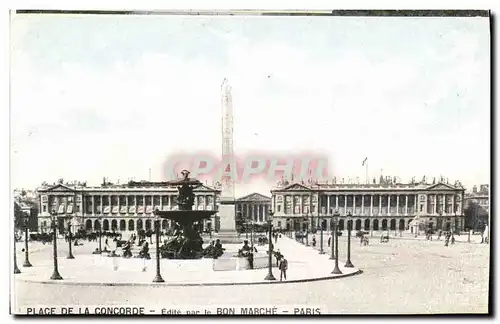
<box><xmin>10</xmin><ymin>13</ymin><xmax>490</xmax><ymax>197</ymax></box>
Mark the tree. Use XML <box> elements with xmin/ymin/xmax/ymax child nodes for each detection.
<box><xmin>464</xmin><ymin>202</ymin><xmax>488</xmax><ymax>231</ymax></box>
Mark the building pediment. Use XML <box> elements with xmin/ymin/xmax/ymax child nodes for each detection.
<box><xmin>280</xmin><ymin>183</ymin><xmax>312</xmax><ymax>192</ymax></box>
<box><xmin>193</xmin><ymin>185</ymin><xmax>218</xmax><ymax>192</ymax></box>
<box><xmin>237</xmin><ymin>193</ymin><xmax>271</xmax><ymax>202</ymax></box>
<box><xmin>45</xmin><ymin>184</ymin><xmax>76</xmax><ymax>192</ymax></box>
<box><xmin>426</xmin><ymin>183</ymin><xmax>459</xmax><ymax>191</ymax></box>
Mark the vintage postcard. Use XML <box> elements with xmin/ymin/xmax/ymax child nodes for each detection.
<box><xmin>10</xmin><ymin>9</ymin><xmax>491</xmax><ymax>315</ymax></box>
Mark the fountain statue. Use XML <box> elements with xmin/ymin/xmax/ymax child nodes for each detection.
<box><xmin>155</xmin><ymin>170</ymin><xmax>217</xmax><ymax>259</ymax></box>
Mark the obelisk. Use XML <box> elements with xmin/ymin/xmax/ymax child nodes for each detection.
<box><xmin>217</xmin><ymin>78</ymin><xmax>240</xmax><ymax>243</ymax></box>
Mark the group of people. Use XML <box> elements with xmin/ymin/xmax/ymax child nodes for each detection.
<box><xmin>91</xmin><ymin>234</ymin><xmax>151</xmax><ymax>259</ymax></box>
<box><xmin>237</xmin><ymin>239</ymin><xmax>288</xmax><ymax>281</ymax></box>
<box><xmin>202</xmin><ymin>239</ymin><xmax>225</xmax><ymax>259</ymax></box>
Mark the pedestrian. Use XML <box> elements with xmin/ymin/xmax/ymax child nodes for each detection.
<box><xmin>279</xmin><ymin>256</ymin><xmax>288</xmax><ymax>281</ymax></box>
<box><xmin>274</xmin><ymin>232</ymin><xmax>278</xmax><ymax>244</ymax></box>
<box><xmin>312</xmin><ymin>235</ymin><xmax>316</xmax><ymax>247</ymax></box>
<box><xmin>328</xmin><ymin>234</ymin><xmax>332</xmax><ymax>247</ymax></box>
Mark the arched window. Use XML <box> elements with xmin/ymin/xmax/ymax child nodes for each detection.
<box><xmin>111</xmin><ymin>220</ymin><xmax>118</xmax><ymax>231</ymax></box>
<box><xmin>137</xmin><ymin>219</ymin><xmax>143</xmax><ymax>230</ymax></box>
<box><xmin>399</xmin><ymin>219</ymin><xmax>405</xmax><ymax>230</ymax></box>
<box><xmin>85</xmin><ymin>219</ymin><xmax>92</xmax><ymax>230</ymax></box>
<box><xmin>103</xmin><ymin>219</ymin><xmax>109</xmax><ymax>231</ymax></box>
<box><xmin>128</xmin><ymin>219</ymin><xmax>135</xmax><ymax>231</ymax></box>
<box><xmin>390</xmin><ymin>219</ymin><xmax>396</xmax><ymax>231</ymax></box>
<box><xmin>355</xmin><ymin>219</ymin><xmax>362</xmax><ymax>231</ymax></box>
<box><xmin>145</xmin><ymin>220</ymin><xmax>151</xmax><ymax>230</ymax></box>
<box><xmin>364</xmin><ymin>219</ymin><xmax>370</xmax><ymax>230</ymax></box>
<box><xmin>338</xmin><ymin>219</ymin><xmax>345</xmax><ymax>231</ymax></box>
<box><xmin>120</xmin><ymin>219</ymin><xmax>126</xmax><ymax>231</ymax></box>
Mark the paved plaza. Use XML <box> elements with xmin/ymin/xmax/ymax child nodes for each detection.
<box><xmin>13</xmin><ymin>236</ymin><xmax>358</xmax><ymax>286</ymax></box>
<box><xmin>12</xmin><ymin>232</ymin><xmax>489</xmax><ymax>314</ymax></box>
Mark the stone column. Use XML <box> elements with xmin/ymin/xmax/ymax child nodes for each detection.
<box><xmin>361</xmin><ymin>195</ymin><xmax>365</xmax><ymax>215</ymax></box>
<box><xmin>335</xmin><ymin>196</ymin><xmax>339</xmax><ymax>211</ymax></box>
<box><xmin>387</xmin><ymin>195</ymin><xmax>391</xmax><ymax>216</ymax></box>
<box><xmin>134</xmin><ymin>195</ymin><xmax>138</xmax><ymax>215</ymax></box>
<box><xmin>452</xmin><ymin>195</ymin><xmax>456</xmax><ymax>214</ymax></box>
<box><xmin>415</xmin><ymin>194</ymin><xmax>418</xmax><ymax>214</ymax></box>
<box><xmin>326</xmin><ymin>195</ymin><xmax>330</xmax><ymax>215</ymax></box>
<box><xmin>396</xmin><ymin>195</ymin><xmax>399</xmax><ymax>216</ymax></box>
<box><xmin>344</xmin><ymin>195</ymin><xmax>347</xmax><ymax>212</ymax></box>
<box><xmin>370</xmin><ymin>195</ymin><xmax>373</xmax><ymax>216</ymax></box>
<box><xmin>442</xmin><ymin>194</ymin><xmax>446</xmax><ymax>215</ymax></box>
<box><xmin>100</xmin><ymin>195</ymin><xmax>103</xmax><ymax>215</ymax></box>
<box><xmin>379</xmin><ymin>194</ymin><xmax>382</xmax><ymax>214</ymax></box>
<box><xmin>91</xmin><ymin>195</ymin><xmax>95</xmax><ymax>216</ymax></box>
<box><xmin>405</xmin><ymin>195</ymin><xmax>408</xmax><ymax>215</ymax></box>
<box><xmin>433</xmin><ymin>194</ymin><xmax>437</xmax><ymax>215</ymax></box>
<box><xmin>159</xmin><ymin>194</ymin><xmax>163</xmax><ymax>210</ymax></box>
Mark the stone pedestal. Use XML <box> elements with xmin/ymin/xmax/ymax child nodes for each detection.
<box><xmin>216</xmin><ymin>200</ymin><xmax>241</xmax><ymax>244</ymax></box>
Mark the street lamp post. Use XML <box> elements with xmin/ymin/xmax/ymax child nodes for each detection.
<box><xmin>13</xmin><ymin>224</ymin><xmax>21</xmax><ymax>274</ymax></box>
<box><xmin>67</xmin><ymin>216</ymin><xmax>75</xmax><ymax>259</ymax></box>
<box><xmin>345</xmin><ymin>210</ymin><xmax>354</xmax><ymax>268</ymax></box>
<box><xmin>264</xmin><ymin>210</ymin><xmax>276</xmax><ymax>281</ymax></box>
<box><xmin>22</xmin><ymin>212</ymin><xmax>32</xmax><ymax>267</ymax></box>
<box><xmin>330</xmin><ymin>209</ymin><xmax>337</xmax><ymax>260</ymax></box>
<box><xmin>332</xmin><ymin>211</ymin><xmax>342</xmax><ymax>274</ymax></box>
<box><xmin>250</xmin><ymin>219</ymin><xmax>254</xmax><ymax>246</ymax></box>
<box><xmin>50</xmin><ymin>211</ymin><xmax>63</xmax><ymax>280</ymax></box>
<box><xmin>153</xmin><ymin>210</ymin><xmax>164</xmax><ymax>283</ymax></box>
<box><xmin>319</xmin><ymin>214</ymin><xmax>325</xmax><ymax>254</ymax></box>
<box><xmin>98</xmin><ymin>216</ymin><xmax>102</xmax><ymax>253</ymax></box>
<box><xmin>304</xmin><ymin>215</ymin><xmax>309</xmax><ymax>246</ymax></box>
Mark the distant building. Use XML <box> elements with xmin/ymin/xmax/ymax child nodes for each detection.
<box><xmin>270</xmin><ymin>179</ymin><xmax>465</xmax><ymax>233</ymax></box>
<box><xmin>235</xmin><ymin>193</ymin><xmax>272</xmax><ymax>231</ymax></box>
<box><xmin>464</xmin><ymin>184</ymin><xmax>489</xmax><ymax>230</ymax></box>
<box><xmin>36</xmin><ymin>179</ymin><xmax>220</xmax><ymax>234</ymax></box>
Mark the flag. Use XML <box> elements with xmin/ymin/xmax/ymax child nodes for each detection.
<box><xmin>362</xmin><ymin>157</ymin><xmax>368</xmax><ymax>166</ymax></box>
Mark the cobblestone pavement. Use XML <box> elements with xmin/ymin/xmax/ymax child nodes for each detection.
<box><xmin>12</xmin><ymin>235</ymin><xmax>489</xmax><ymax>314</ymax></box>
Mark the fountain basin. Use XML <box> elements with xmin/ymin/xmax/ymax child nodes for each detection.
<box><xmin>155</xmin><ymin>210</ymin><xmax>216</xmax><ymax>225</ymax></box>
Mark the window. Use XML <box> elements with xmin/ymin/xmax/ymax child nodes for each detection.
<box><xmin>277</xmin><ymin>205</ymin><xmax>281</xmax><ymax>212</ymax></box>
<box><xmin>42</xmin><ymin>205</ymin><xmax>47</xmax><ymax>212</ymax></box>
<box><xmin>76</xmin><ymin>206</ymin><xmax>80</xmax><ymax>212</ymax></box>
<box><xmin>420</xmin><ymin>204</ymin><xmax>424</xmax><ymax>212</ymax></box>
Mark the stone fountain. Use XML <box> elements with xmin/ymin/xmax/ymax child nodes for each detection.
<box><xmin>154</xmin><ymin>170</ymin><xmax>217</xmax><ymax>259</ymax></box>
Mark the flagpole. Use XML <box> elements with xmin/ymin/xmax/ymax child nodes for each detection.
<box><xmin>365</xmin><ymin>160</ymin><xmax>369</xmax><ymax>184</ymax></box>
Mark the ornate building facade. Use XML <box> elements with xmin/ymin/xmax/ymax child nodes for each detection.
<box><xmin>36</xmin><ymin>181</ymin><xmax>220</xmax><ymax>234</ymax></box>
<box><xmin>235</xmin><ymin>193</ymin><xmax>272</xmax><ymax>230</ymax></box>
<box><xmin>270</xmin><ymin>181</ymin><xmax>465</xmax><ymax>233</ymax></box>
